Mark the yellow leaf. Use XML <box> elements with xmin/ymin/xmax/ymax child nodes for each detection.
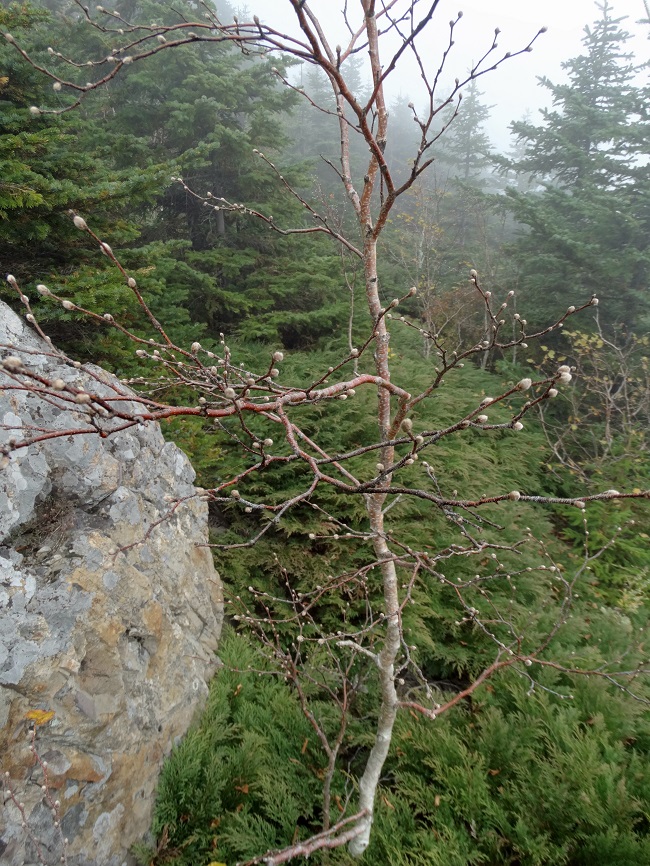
<box><xmin>206</xmin><ymin>862</ymin><xmax>227</xmax><ymax>866</ymax></box>
<box><xmin>25</xmin><ymin>709</ymin><xmax>55</xmax><ymax>726</ymax></box>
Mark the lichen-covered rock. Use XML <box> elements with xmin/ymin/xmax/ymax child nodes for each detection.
<box><xmin>0</xmin><ymin>303</ymin><xmax>223</xmax><ymax>865</ymax></box>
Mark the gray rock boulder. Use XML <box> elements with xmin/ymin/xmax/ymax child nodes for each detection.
<box><xmin>0</xmin><ymin>302</ymin><xmax>223</xmax><ymax>865</ymax></box>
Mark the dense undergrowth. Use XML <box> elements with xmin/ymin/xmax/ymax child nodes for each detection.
<box><xmin>135</xmin><ymin>626</ymin><xmax>650</xmax><ymax>866</ymax></box>
<box><xmin>138</xmin><ymin>339</ymin><xmax>649</xmax><ymax>866</ymax></box>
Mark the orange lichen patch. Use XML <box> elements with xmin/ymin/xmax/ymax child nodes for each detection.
<box><xmin>25</xmin><ymin>709</ymin><xmax>55</xmax><ymax>726</ymax></box>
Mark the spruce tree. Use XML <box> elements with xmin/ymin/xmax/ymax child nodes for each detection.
<box><xmin>504</xmin><ymin>1</ymin><xmax>650</xmax><ymax>329</ymax></box>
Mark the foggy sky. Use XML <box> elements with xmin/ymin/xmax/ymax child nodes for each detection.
<box><xmin>252</xmin><ymin>0</ymin><xmax>648</xmax><ymax>151</ymax></box>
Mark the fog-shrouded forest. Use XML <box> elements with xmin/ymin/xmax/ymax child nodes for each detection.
<box><xmin>1</xmin><ymin>0</ymin><xmax>650</xmax><ymax>864</ymax></box>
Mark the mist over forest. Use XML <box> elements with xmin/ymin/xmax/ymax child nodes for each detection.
<box><xmin>1</xmin><ymin>0</ymin><xmax>649</xmax><ymax>864</ymax></box>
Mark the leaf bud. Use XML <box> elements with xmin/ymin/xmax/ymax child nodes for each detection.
<box><xmin>3</xmin><ymin>356</ymin><xmax>23</xmax><ymax>371</ymax></box>
<box><xmin>567</xmin><ymin>305</ymin><xmax>575</xmax><ymax>313</ymax></box>
<box><xmin>590</xmin><ymin>297</ymin><xmax>599</xmax><ymax>306</ymax></box>
<box><xmin>408</xmin><ymin>286</ymin><xmax>417</xmax><ymax>296</ymax></box>
<box><xmin>512</xmin><ymin>421</ymin><xmax>524</xmax><ymax>431</ymax></box>
<box><xmin>508</xmin><ymin>490</ymin><xmax>521</xmax><ymax>501</ymax></box>
<box><xmin>157</xmin><ymin>34</ymin><xmax>166</xmax><ymax>42</ymax></box>
<box><xmin>480</xmin><ymin>397</ymin><xmax>494</xmax><ymax>407</ymax></box>
<box><xmin>224</xmin><ymin>387</ymin><xmax>236</xmax><ymax>399</ymax></box>
<box><xmin>376</xmin><ymin>463</ymin><xmax>385</xmax><ymax>471</ymax></box>
<box><xmin>74</xmin><ymin>392</ymin><xmax>91</xmax><ymax>404</ymax></box>
<box><xmin>103</xmin><ymin>313</ymin><xmax>113</xmax><ymax>322</ymax></box>
<box><xmin>477</xmin><ymin>414</ymin><xmax>488</xmax><ymax>423</ymax></box>
<box><xmin>52</xmin><ymin>379</ymin><xmax>65</xmax><ymax>390</ymax></box>
<box><xmin>5</xmin><ymin>33</ymin><xmax>15</xmax><ymax>42</ymax></box>
<box><xmin>547</xmin><ymin>388</ymin><xmax>558</xmax><ymax>398</ymax></box>
<box><xmin>401</xmin><ymin>418</ymin><xmax>413</xmax><ymax>433</ymax></box>
<box><xmin>574</xmin><ymin>501</ymin><xmax>585</xmax><ymax>509</ymax></box>
<box><xmin>231</xmin><ymin>489</ymin><xmax>241</xmax><ymax>499</ymax></box>
<box><xmin>350</xmin><ymin>347</ymin><xmax>359</xmax><ymax>357</ymax></box>
<box><xmin>559</xmin><ymin>371</ymin><xmax>572</xmax><ymax>384</ymax></box>
<box><xmin>516</xmin><ymin>377</ymin><xmax>532</xmax><ymax>391</ymax></box>
<box><xmin>53</xmin><ymin>82</ymin><xmax>62</xmax><ymax>92</ymax></box>
<box><xmin>36</xmin><ymin>283</ymin><xmax>51</xmax><ymax>295</ymax></box>
<box><xmin>270</xmin><ymin>367</ymin><xmax>280</xmax><ymax>377</ymax></box>
<box><xmin>469</xmin><ymin>268</ymin><xmax>478</xmax><ymax>279</ymax></box>
<box><xmin>272</xmin><ymin>351</ymin><xmax>284</xmax><ymax>362</ymax></box>
<box><xmin>72</xmin><ymin>215</ymin><xmax>88</xmax><ymax>230</ymax></box>
<box><xmin>61</xmin><ymin>300</ymin><xmax>75</xmax><ymax>310</ymax></box>
<box><xmin>263</xmin><ymin>438</ymin><xmax>273</xmax><ymax>447</ymax></box>
<box><xmin>190</xmin><ymin>341</ymin><xmax>202</xmax><ymax>353</ymax></box>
